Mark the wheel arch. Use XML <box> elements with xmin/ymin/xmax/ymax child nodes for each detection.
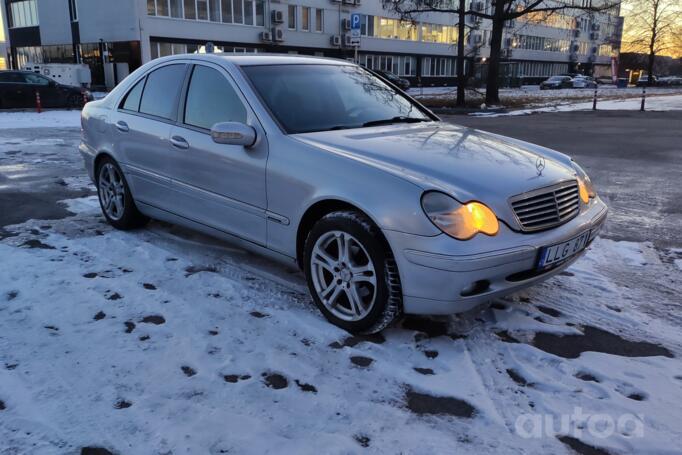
<box><xmin>295</xmin><ymin>198</ymin><xmax>391</xmax><ymax>270</ymax></box>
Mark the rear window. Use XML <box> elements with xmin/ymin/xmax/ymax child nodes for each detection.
<box><xmin>0</xmin><ymin>73</ymin><xmax>24</xmax><ymax>83</ymax></box>
<box><xmin>139</xmin><ymin>64</ymin><xmax>186</xmax><ymax>120</ymax></box>
<box><xmin>120</xmin><ymin>78</ymin><xmax>145</xmax><ymax>112</ymax></box>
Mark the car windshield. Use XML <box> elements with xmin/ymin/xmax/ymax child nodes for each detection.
<box><xmin>242</xmin><ymin>64</ymin><xmax>430</xmax><ymax>134</ymax></box>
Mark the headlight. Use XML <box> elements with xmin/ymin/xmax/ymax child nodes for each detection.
<box><xmin>421</xmin><ymin>191</ymin><xmax>499</xmax><ymax>240</ymax></box>
<box><xmin>571</xmin><ymin>161</ymin><xmax>596</xmax><ymax>203</ymax></box>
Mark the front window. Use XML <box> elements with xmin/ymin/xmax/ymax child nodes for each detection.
<box><xmin>243</xmin><ymin>64</ymin><xmax>430</xmax><ymax>134</ymax></box>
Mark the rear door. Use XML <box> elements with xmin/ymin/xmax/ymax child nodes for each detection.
<box><xmin>112</xmin><ymin>63</ymin><xmax>188</xmax><ymax>211</ymax></box>
<box><xmin>165</xmin><ymin>63</ymin><xmax>268</xmax><ymax>246</ymax></box>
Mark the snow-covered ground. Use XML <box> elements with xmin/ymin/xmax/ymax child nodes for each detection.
<box><xmin>470</xmin><ymin>94</ymin><xmax>682</xmax><ymax>117</ymax></box>
<box><xmin>0</xmin><ymin>110</ymin><xmax>82</xmax><ymax>129</ymax></box>
<box><xmin>1</xmin><ymin>113</ymin><xmax>681</xmax><ymax>454</ymax></box>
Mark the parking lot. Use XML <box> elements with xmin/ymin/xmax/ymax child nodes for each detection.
<box><xmin>1</xmin><ymin>109</ymin><xmax>681</xmax><ymax>454</ymax></box>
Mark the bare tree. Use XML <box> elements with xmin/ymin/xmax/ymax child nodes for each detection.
<box><xmin>384</xmin><ymin>0</ymin><xmax>621</xmax><ymax>105</ymax></box>
<box><xmin>622</xmin><ymin>0</ymin><xmax>681</xmax><ymax>84</ymax></box>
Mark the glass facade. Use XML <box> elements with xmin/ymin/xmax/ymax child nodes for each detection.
<box><xmin>9</xmin><ymin>0</ymin><xmax>39</xmax><ymax>28</ymax></box>
<box><xmin>359</xmin><ymin>54</ymin><xmax>417</xmax><ymax>77</ymax></box>
<box><xmin>148</xmin><ymin>0</ymin><xmax>264</xmax><ymax>26</ymax></box>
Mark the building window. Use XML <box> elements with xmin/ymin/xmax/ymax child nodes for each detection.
<box><xmin>244</xmin><ymin>0</ymin><xmax>253</xmax><ymax>25</ymax></box>
<box><xmin>8</xmin><ymin>0</ymin><xmax>39</xmax><ymax>28</ymax></box>
<box><xmin>359</xmin><ymin>54</ymin><xmax>416</xmax><ymax>77</ymax></box>
<box><xmin>315</xmin><ymin>8</ymin><xmax>323</xmax><ymax>32</ymax></box>
<box><xmin>288</xmin><ymin>5</ymin><xmax>296</xmax><ymax>30</ymax></box>
<box><xmin>183</xmin><ymin>0</ymin><xmax>196</xmax><ymax>19</ymax></box>
<box><xmin>421</xmin><ymin>57</ymin><xmax>456</xmax><ymax>77</ymax></box>
<box><xmin>222</xmin><ymin>0</ymin><xmax>233</xmax><ymax>23</ymax></box>
<box><xmin>209</xmin><ymin>0</ymin><xmax>221</xmax><ymax>21</ymax></box>
<box><xmin>197</xmin><ymin>0</ymin><xmax>208</xmax><ymax>20</ymax></box>
<box><xmin>69</xmin><ymin>0</ymin><xmax>78</xmax><ymax>21</ymax></box>
<box><xmin>157</xmin><ymin>0</ymin><xmax>169</xmax><ymax>16</ymax></box>
<box><xmin>256</xmin><ymin>1</ymin><xmax>265</xmax><ymax>26</ymax></box>
<box><xmin>148</xmin><ymin>0</ymin><xmax>156</xmax><ymax>15</ymax></box>
<box><xmin>169</xmin><ymin>0</ymin><xmax>182</xmax><ymax>18</ymax></box>
<box><xmin>301</xmin><ymin>7</ymin><xmax>310</xmax><ymax>31</ymax></box>
<box><xmin>233</xmin><ymin>0</ymin><xmax>243</xmax><ymax>24</ymax></box>
<box><xmin>15</xmin><ymin>46</ymin><xmax>43</xmax><ymax>68</ymax></box>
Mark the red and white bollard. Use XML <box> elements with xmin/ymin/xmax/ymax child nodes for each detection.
<box><xmin>35</xmin><ymin>91</ymin><xmax>42</xmax><ymax>113</ymax></box>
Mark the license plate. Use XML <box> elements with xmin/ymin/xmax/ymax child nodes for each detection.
<box><xmin>537</xmin><ymin>230</ymin><xmax>591</xmax><ymax>269</ymax></box>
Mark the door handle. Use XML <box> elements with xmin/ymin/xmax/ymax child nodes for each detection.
<box><xmin>170</xmin><ymin>135</ymin><xmax>189</xmax><ymax>150</ymax></box>
<box><xmin>115</xmin><ymin>121</ymin><xmax>129</xmax><ymax>133</ymax></box>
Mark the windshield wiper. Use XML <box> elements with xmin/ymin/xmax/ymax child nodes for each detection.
<box><xmin>362</xmin><ymin>116</ymin><xmax>429</xmax><ymax>128</ymax></box>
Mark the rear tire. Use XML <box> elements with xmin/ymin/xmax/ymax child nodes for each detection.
<box><xmin>303</xmin><ymin>211</ymin><xmax>402</xmax><ymax>334</ymax></box>
<box><xmin>96</xmin><ymin>156</ymin><xmax>149</xmax><ymax>230</ymax></box>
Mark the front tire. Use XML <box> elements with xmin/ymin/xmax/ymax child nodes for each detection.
<box><xmin>96</xmin><ymin>157</ymin><xmax>149</xmax><ymax>230</ymax></box>
<box><xmin>303</xmin><ymin>211</ymin><xmax>402</xmax><ymax>334</ymax></box>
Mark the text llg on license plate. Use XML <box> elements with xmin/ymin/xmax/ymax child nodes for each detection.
<box><xmin>538</xmin><ymin>230</ymin><xmax>591</xmax><ymax>268</ymax></box>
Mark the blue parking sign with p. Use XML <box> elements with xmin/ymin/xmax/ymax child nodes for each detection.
<box><xmin>351</xmin><ymin>13</ymin><xmax>361</xmax><ymax>30</ymax></box>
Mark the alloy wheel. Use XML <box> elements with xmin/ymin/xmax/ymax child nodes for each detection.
<box><xmin>98</xmin><ymin>163</ymin><xmax>126</xmax><ymax>221</ymax></box>
<box><xmin>310</xmin><ymin>230</ymin><xmax>377</xmax><ymax>321</ymax></box>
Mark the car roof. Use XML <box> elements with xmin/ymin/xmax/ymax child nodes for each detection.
<box><xmin>166</xmin><ymin>53</ymin><xmax>354</xmax><ymax>67</ymax></box>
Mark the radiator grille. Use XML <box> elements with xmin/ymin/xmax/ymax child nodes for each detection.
<box><xmin>510</xmin><ymin>181</ymin><xmax>581</xmax><ymax>232</ymax></box>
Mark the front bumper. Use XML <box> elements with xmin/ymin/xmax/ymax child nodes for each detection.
<box><xmin>384</xmin><ymin>197</ymin><xmax>608</xmax><ymax>315</ymax></box>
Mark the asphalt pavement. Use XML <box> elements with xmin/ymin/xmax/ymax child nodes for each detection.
<box><xmin>445</xmin><ymin>111</ymin><xmax>682</xmax><ymax>250</ymax></box>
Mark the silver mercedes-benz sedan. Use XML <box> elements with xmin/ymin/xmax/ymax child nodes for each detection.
<box><xmin>80</xmin><ymin>54</ymin><xmax>607</xmax><ymax>334</ymax></box>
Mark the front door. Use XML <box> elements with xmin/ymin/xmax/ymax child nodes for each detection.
<box><xmin>166</xmin><ymin>63</ymin><xmax>268</xmax><ymax>246</ymax></box>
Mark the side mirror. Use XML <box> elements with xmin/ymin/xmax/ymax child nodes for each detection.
<box><xmin>49</xmin><ymin>80</ymin><xmax>57</xmax><ymax>87</ymax></box>
<box><xmin>210</xmin><ymin>122</ymin><xmax>257</xmax><ymax>147</ymax></box>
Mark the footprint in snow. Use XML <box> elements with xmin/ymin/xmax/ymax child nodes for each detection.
<box><xmin>140</xmin><ymin>315</ymin><xmax>165</xmax><ymax>325</ymax></box>
<box><xmin>575</xmin><ymin>371</ymin><xmax>601</xmax><ymax>383</ymax></box>
<box><xmin>106</xmin><ymin>291</ymin><xmax>122</xmax><ymax>301</ymax></box>
<box><xmin>80</xmin><ymin>447</ymin><xmax>115</xmax><ymax>455</ymax></box>
<box><xmin>6</xmin><ymin>291</ymin><xmax>18</xmax><ymax>301</ymax></box>
<box><xmin>506</xmin><ymin>369</ymin><xmax>532</xmax><ymax>387</ymax></box>
<box><xmin>423</xmin><ymin>350</ymin><xmax>439</xmax><ymax>359</ymax></box>
<box><xmin>262</xmin><ymin>372</ymin><xmax>288</xmax><ymax>389</ymax></box>
<box><xmin>350</xmin><ymin>356</ymin><xmax>374</xmax><ymax>368</ymax></box>
<box><xmin>224</xmin><ymin>374</ymin><xmax>251</xmax><ymax>383</ymax></box>
<box><xmin>0</xmin><ymin>400</ymin><xmax>5</xmax><ymax>410</ymax></box>
<box><xmin>249</xmin><ymin>311</ymin><xmax>269</xmax><ymax>319</ymax></box>
<box><xmin>124</xmin><ymin>321</ymin><xmax>135</xmax><ymax>333</ymax></box>
<box><xmin>142</xmin><ymin>283</ymin><xmax>156</xmax><ymax>290</ymax></box>
<box><xmin>404</xmin><ymin>386</ymin><xmax>476</xmax><ymax>418</ymax></box>
<box><xmin>354</xmin><ymin>435</ymin><xmax>370</xmax><ymax>448</ymax></box>
<box><xmin>83</xmin><ymin>272</ymin><xmax>98</xmax><ymax>279</ymax></box>
<box><xmin>181</xmin><ymin>366</ymin><xmax>197</xmax><ymax>377</ymax></box>
<box><xmin>93</xmin><ymin>311</ymin><xmax>106</xmax><ymax>321</ymax></box>
<box><xmin>328</xmin><ymin>334</ymin><xmax>385</xmax><ymax>349</ymax></box>
<box><xmin>295</xmin><ymin>380</ymin><xmax>317</xmax><ymax>393</ymax></box>
<box><xmin>414</xmin><ymin>367</ymin><xmax>435</xmax><ymax>375</ymax></box>
<box><xmin>113</xmin><ymin>399</ymin><xmax>132</xmax><ymax>409</ymax></box>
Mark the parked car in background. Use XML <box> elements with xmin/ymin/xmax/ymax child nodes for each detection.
<box><xmin>372</xmin><ymin>70</ymin><xmax>411</xmax><ymax>91</ymax></box>
<box><xmin>595</xmin><ymin>77</ymin><xmax>615</xmax><ymax>85</ymax></box>
<box><xmin>0</xmin><ymin>70</ymin><xmax>93</xmax><ymax>109</ymax></box>
<box><xmin>657</xmin><ymin>76</ymin><xmax>682</xmax><ymax>86</ymax></box>
<box><xmin>571</xmin><ymin>76</ymin><xmax>598</xmax><ymax>89</ymax></box>
<box><xmin>540</xmin><ymin>75</ymin><xmax>573</xmax><ymax>90</ymax></box>
<box><xmin>80</xmin><ymin>54</ymin><xmax>607</xmax><ymax>334</ymax></box>
<box><xmin>636</xmin><ymin>75</ymin><xmax>658</xmax><ymax>87</ymax></box>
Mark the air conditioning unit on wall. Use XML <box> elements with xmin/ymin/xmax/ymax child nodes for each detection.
<box><xmin>272</xmin><ymin>27</ymin><xmax>284</xmax><ymax>42</ymax></box>
<box><xmin>271</xmin><ymin>10</ymin><xmax>284</xmax><ymax>24</ymax></box>
<box><xmin>341</xmin><ymin>18</ymin><xmax>351</xmax><ymax>31</ymax></box>
<box><xmin>343</xmin><ymin>34</ymin><xmax>354</xmax><ymax>47</ymax></box>
<box><xmin>330</xmin><ymin>35</ymin><xmax>342</xmax><ymax>46</ymax></box>
<box><xmin>260</xmin><ymin>31</ymin><xmax>272</xmax><ymax>42</ymax></box>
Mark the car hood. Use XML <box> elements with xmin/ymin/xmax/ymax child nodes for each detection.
<box><xmin>294</xmin><ymin>122</ymin><xmax>578</xmax><ymax>227</ymax></box>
